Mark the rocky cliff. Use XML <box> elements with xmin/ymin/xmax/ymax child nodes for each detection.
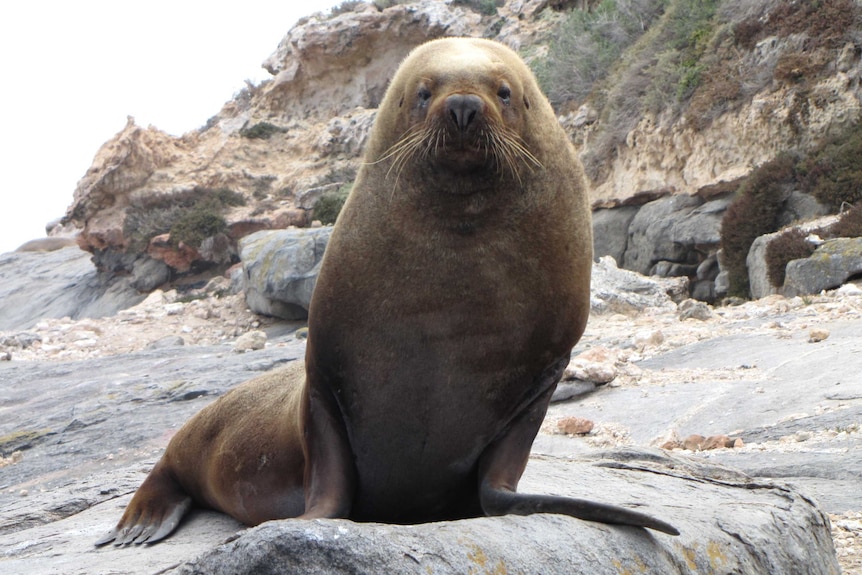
<box><xmin>59</xmin><ymin>0</ymin><xmax>862</xmax><ymax>301</ymax></box>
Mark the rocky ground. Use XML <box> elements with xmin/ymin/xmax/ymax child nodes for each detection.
<box><xmin>2</xmin><ymin>271</ymin><xmax>861</xmax><ymax>572</ymax></box>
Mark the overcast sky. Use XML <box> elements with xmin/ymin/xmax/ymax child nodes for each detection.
<box><xmin>0</xmin><ymin>0</ymin><xmax>342</xmax><ymax>254</ymax></box>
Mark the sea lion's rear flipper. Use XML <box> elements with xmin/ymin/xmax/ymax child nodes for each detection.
<box><xmin>476</xmin><ymin>360</ymin><xmax>679</xmax><ymax>536</ymax></box>
<box><xmin>94</xmin><ymin>462</ymin><xmax>193</xmax><ymax>546</ymax></box>
<box><xmin>480</xmin><ymin>486</ymin><xmax>680</xmax><ymax>536</ymax></box>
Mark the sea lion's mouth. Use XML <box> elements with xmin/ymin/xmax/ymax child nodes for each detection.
<box><xmin>434</xmin><ymin>141</ymin><xmax>493</xmax><ymax>174</ymax></box>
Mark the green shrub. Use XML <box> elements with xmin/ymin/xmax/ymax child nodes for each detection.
<box><xmin>170</xmin><ymin>202</ymin><xmax>228</xmax><ymax>248</ymax></box>
<box><xmin>534</xmin><ymin>0</ymin><xmax>666</xmax><ymax>107</ymax></box>
<box><xmin>240</xmin><ymin>122</ymin><xmax>287</xmax><ymax>140</ymax></box>
<box><xmin>124</xmin><ymin>204</ymin><xmax>186</xmax><ymax>252</ymax></box>
<box><xmin>719</xmin><ymin>155</ymin><xmax>797</xmax><ymax>297</ymax></box>
<box><xmin>330</xmin><ymin>0</ymin><xmax>365</xmax><ymax>16</ymax></box>
<box><xmin>450</xmin><ymin>0</ymin><xmax>499</xmax><ymax>15</ymax></box>
<box><xmin>314</xmin><ymin>184</ymin><xmax>352</xmax><ymax>225</ymax></box>
<box><xmin>765</xmin><ymin>228</ymin><xmax>814</xmax><ymax>288</ymax></box>
<box><xmin>123</xmin><ymin>187</ymin><xmax>245</xmax><ymax>252</ymax></box>
<box><xmin>372</xmin><ymin>0</ymin><xmax>411</xmax><ymax>8</ymax></box>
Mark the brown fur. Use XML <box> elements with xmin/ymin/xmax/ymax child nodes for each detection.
<box><xmin>96</xmin><ymin>38</ymin><xmax>676</xmax><ymax>547</ymax></box>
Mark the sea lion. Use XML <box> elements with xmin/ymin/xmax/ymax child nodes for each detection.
<box><xmin>96</xmin><ymin>37</ymin><xmax>677</xmax><ymax>546</ymax></box>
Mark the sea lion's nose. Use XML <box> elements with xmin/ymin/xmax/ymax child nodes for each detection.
<box><xmin>445</xmin><ymin>94</ymin><xmax>483</xmax><ymax>132</ymax></box>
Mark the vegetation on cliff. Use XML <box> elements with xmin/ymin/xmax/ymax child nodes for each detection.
<box><xmin>536</xmin><ymin>0</ymin><xmax>862</xmax><ymax>183</ymax></box>
<box><xmin>124</xmin><ymin>188</ymin><xmax>246</xmax><ymax>252</ymax></box>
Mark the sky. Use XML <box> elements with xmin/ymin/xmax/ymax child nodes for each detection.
<box><xmin>0</xmin><ymin>0</ymin><xmax>343</xmax><ymax>254</ymax></box>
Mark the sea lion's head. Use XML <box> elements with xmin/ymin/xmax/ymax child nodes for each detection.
<box><xmin>368</xmin><ymin>38</ymin><xmax>548</xmax><ymax>188</ymax></box>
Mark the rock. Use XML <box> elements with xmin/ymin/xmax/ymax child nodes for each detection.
<box><xmin>130</xmin><ymin>256</ymin><xmax>171</xmax><ymax>292</ymax></box>
<box><xmin>591</xmin><ymin>205</ymin><xmax>639</xmax><ymax>266</ymax></box>
<box><xmin>778</xmin><ymin>190</ymin><xmax>831</xmax><ymax>228</ymax></box>
<box><xmin>633</xmin><ymin>329</ymin><xmax>664</xmax><ymax>349</ymax></box>
<box><xmin>179</xmin><ymin>450</ymin><xmax>839</xmax><ymax>575</ymax></box>
<box><xmin>260</xmin><ymin>0</ymin><xmax>481</xmax><ymax>118</ymax></box>
<box><xmin>0</xmin><ymin>332</ymin><xmax>42</xmax><ymax>348</ymax></box>
<box><xmin>233</xmin><ymin>330</ymin><xmax>267</xmax><ymax>352</ymax></box>
<box><xmin>557</xmin><ymin>417</ymin><xmax>594</xmax><ymax>435</ymax></box>
<box><xmin>747</xmin><ymin>216</ymin><xmax>841</xmax><ymax>299</ymax></box>
<box><xmin>590</xmin><ymin>256</ymin><xmax>683</xmax><ymax>314</ymax></box>
<box><xmin>809</xmin><ymin>328</ymin><xmax>831</xmax><ymax>343</ymax></box>
<box><xmin>621</xmin><ymin>195</ymin><xmax>726</xmax><ymax>276</ymax></box>
<box><xmin>701</xmin><ymin>435</ymin><xmax>734</xmax><ymax>450</ymax></box>
<box><xmin>677</xmin><ymin>299</ymin><xmax>714</xmax><ymax>321</ymax></box>
<box><xmin>146</xmin><ymin>335</ymin><xmax>186</xmax><ymax>349</ymax></box>
<box><xmin>551</xmin><ymin>380</ymin><xmax>598</xmax><ymax>403</ymax></box>
<box><xmin>315</xmin><ymin>108</ymin><xmax>376</xmax><ymax>157</ymax></box>
<box><xmin>239</xmin><ymin>227</ymin><xmax>333</xmax><ymax>320</ymax></box>
<box><xmin>564</xmin><ymin>358</ymin><xmax>617</xmax><ymax>384</ymax></box>
<box><xmin>784</xmin><ymin>238</ymin><xmax>862</xmax><ymax>297</ymax></box>
<box><xmin>0</xmin><ymin>247</ymin><xmax>144</xmax><ymax>332</ymax></box>
<box><xmin>683</xmin><ymin>434</ymin><xmax>706</xmax><ymax>451</ymax></box>
<box><xmin>148</xmin><ymin>234</ymin><xmax>202</xmax><ymax>274</ymax></box>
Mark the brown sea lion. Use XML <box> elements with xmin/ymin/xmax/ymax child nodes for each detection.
<box><xmin>96</xmin><ymin>37</ymin><xmax>677</xmax><ymax>546</ymax></box>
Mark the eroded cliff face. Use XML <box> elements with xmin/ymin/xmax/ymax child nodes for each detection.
<box><xmin>62</xmin><ymin>0</ymin><xmax>489</xmax><ymax>277</ymax></box>
<box><xmin>62</xmin><ymin>0</ymin><xmax>862</xmax><ymax>291</ymax></box>
<box><xmin>587</xmin><ymin>49</ymin><xmax>862</xmax><ymax>204</ymax></box>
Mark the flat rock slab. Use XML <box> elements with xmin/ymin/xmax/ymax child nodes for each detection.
<box><xmin>0</xmin><ymin>321</ymin><xmax>847</xmax><ymax>573</ymax></box>
<box><xmin>177</xmin><ymin>449</ymin><xmax>838</xmax><ymax>575</ymax></box>
<box><xmin>0</xmin><ymin>247</ymin><xmax>144</xmax><ymax>331</ymax></box>
<box><xmin>0</xmin><ymin>449</ymin><xmax>839</xmax><ymax>574</ymax></box>
<box><xmin>549</xmin><ymin>317</ymin><xmax>862</xmax><ymax>514</ymax></box>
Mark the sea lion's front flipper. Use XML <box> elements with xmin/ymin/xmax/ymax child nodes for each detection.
<box><xmin>297</xmin><ymin>380</ymin><xmax>356</xmax><ymax>519</ymax></box>
<box><xmin>476</xmin><ymin>361</ymin><xmax>679</xmax><ymax>536</ymax></box>
<box><xmin>94</xmin><ymin>461</ymin><xmax>193</xmax><ymax>546</ymax></box>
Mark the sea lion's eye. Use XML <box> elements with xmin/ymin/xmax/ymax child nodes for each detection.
<box><xmin>498</xmin><ymin>85</ymin><xmax>511</xmax><ymax>104</ymax></box>
<box><xmin>417</xmin><ymin>87</ymin><xmax>432</xmax><ymax>106</ymax></box>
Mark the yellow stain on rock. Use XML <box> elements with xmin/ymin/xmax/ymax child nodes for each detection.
<box><xmin>708</xmin><ymin>540</ymin><xmax>730</xmax><ymax>569</ymax></box>
<box><xmin>466</xmin><ymin>544</ymin><xmax>510</xmax><ymax>575</ymax></box>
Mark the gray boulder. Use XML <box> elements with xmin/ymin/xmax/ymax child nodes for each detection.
<box><xmin>784</xmin><ymin>237</ymin><xmax>862</xmax><ymax>296</ymax></box>
<box><xmin>622</xmin><ymin>195</ymin><xmax>726</xmax><ymax>276</ymax></box>
<box><xmin>239</xmin><ymin>227</ymin><xmax>333</xmax><ymax>320</ymax></box>
<box><xmin>590</xmin><ymin>256</ymin><xmax>687</xmax><ymax>314</ymax></box>
<box><xmin>592</xmin><ymin>205</ymin><xmax>639</xmax><ymax>265</ymax></box>
<box><xmin>746</xmin><ymin>230</ymin><xmax>782</xmax><ymax>300</ymax></box>
<box><xmin>179</xmin><ymin>449</ymin><xmax>838</xmax><ymax>575</ymax></box>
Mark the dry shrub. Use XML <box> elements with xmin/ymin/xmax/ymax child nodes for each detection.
<box><xmin>829</xmin><ymin>204</ymin><xmax>862</xmax><ymax>238</ymax></box>
<box><xmin>686</xmin><ymin>60</ymin><xmax>742</xmax><ymax>129</ymax></box>
<box><xmin>734</xmin><ymin>0</ymin><xmax>860</xmax><ymax>51</ymax></box>
<box><xmin>765</xmin><ymin>228</ymin><xmax>814</xmax><ymax>288</ymax></box>
<box><xmin>720</xmin><ymin>155</ymin><xmax>797</xmax><ymax>297</ymax></box>
<box><xmin>773</xmin><ymin>49</ymin><xmax>831</xmax><ymax>85</ymax></box>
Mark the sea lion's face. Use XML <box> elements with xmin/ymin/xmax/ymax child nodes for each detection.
<box><xmin>377</xmin><ymin>40</ymin><xmax>541</xmax><ymax>186</ymax></box>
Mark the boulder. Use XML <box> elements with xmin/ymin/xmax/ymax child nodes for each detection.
<box><xmin>746</xmin><ymin>230</ymin><xmax>782</xmax><ymax>300</ymax></box>
<box><xmin>590</xmin><ymin>256</ymin><xmax>687</xmax><ymax>314</ymax></box>
<box><xmin>239</xmin><ymin>227</ymin><xmax>333</xmax><ymax>319</ymax></box>
<box><xmin>179</xmin><ymin>450</ymin><xmax>839</xmax><ymax>575</ymax></box>
<box><xmin>784</xmin><ymin>237</ymin><xmax>862</xmax><ymax>296</ymax></box>
<box><xmin>622</xmin><ymin>195</ymin><xmax>724</xmax><ymax>276</ymax></box>
<box><xmin>592</xmin><ymin>205</ymin><xmax>639</xmax><ymax>265</ymax></box>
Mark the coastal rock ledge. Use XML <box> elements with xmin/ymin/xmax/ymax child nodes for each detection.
<box><xmin>176</xmin><ymin>449</ymin><xmax>837</xmax><ymax>575</ymax></box>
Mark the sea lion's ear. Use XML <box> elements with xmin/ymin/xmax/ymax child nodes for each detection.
<box><xmin>524</xmin><ymin>96</ymin><xmax>530</xmax><ymax>110</ymax></box>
